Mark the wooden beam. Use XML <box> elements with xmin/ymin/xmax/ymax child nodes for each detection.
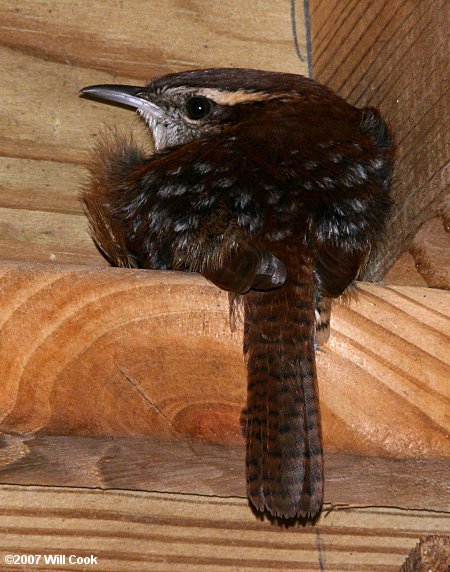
<box><xmin>0</xmin><ymin>261</ymin><xmax>448</xmax><ymax>510</ymax></box>
<box><xmin>0</xmin><ymin>0</ymin><xmax>309</xmax><ymax>267</ymax></box>
<box><xmin>0</xmin><ymin>434</ymin><xmax>448</xmax><ymax>512</ymax></box>
<box><xmin>309</xmin><ymin>0</ymin><xmax>450</xmax><ymax>282</ymax></box>
<box><xmin>0</xmin><ymin>1</ymin><xmax>307</xmax><ymax>80</ymax></box>
<box><xmin>0</xmin><ymin>484</ymin><xmax>448</xmax><ymax>571</ymax></box>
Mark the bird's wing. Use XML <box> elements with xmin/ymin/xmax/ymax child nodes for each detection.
<box><xmin>315</xmin><ymin>242</ymin><xmax>368</xmax><ymax>298</ymax></box>
<box><xmin>82</xmin><ymin>128</ymin><xmax>290</xmax><ymax>292</ymax></box>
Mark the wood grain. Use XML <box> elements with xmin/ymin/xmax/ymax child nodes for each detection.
<box><xmin>1</xmin><ymin>1</ymin><xmax>307</xmax><ymax>80</ymax></box>
<box><xmin>410</xmin><ymin>217</ymin><xmax>450</xmax><ymax>289</ymax></box>
<box><xmin>0</xmin><ymin>1</ymin><xmax>308</xmax><ymax>268</ymax></box>
<box><xmin>1</xmin><ymin>1</ymin><xmax>447</xmax><ymax>284</ymax></box>
<box><xmin>0</xmin><ymin>158</ymin><xmax>85</xmax><ymax>214</ymax></box>
<box><xmin>0</xmin><ymin>158</ymin><xmax>105</xmax><ymax>265</ymax></box>
<box><xmin>1</xmin><ymin>261</ymin><xmax>448</xmax><ymax>453</ymax></box>
<box><xmin>0</xmin><ymin>2</ymin><xmax>447</xmax><ymax>563</ymax></box>
<box><xmin>310</xmin><ymin>0</ymin><xmax>450</xmax><ymax>281</ymax></box>
<box><xmin>0</xmin><ymin>45</ymin><xmax>150</xmax><ymax>265</ymax></box>
<box><xmin>0</xmin><ymin>260</ymin><xmax>448</xmax><ymax>510</ymax></box>
<box><xmin>0</xmin><ymin>484</ymin><xmax>448</xmax><ymax>572</ymax></box>
<box><xmin>384</xmin><ymin>253</ymin><xmax>428</xmax><ymax>288</ymax></box>
<box><xmin>0</xmin><ymin>434</ymin><xmax>448</xmax><ymax>511</ymax></box>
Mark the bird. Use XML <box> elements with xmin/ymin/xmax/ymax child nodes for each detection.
<box><xmin>80</xmin><ymin>68</ymin><xmax>394</xmax><ymax>519</ymax></box>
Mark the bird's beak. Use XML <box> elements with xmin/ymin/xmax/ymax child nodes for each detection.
<box><xmin>79</xmin><ymin>84</ymin><xmax>162</xmax><ymax>117</ymax></box>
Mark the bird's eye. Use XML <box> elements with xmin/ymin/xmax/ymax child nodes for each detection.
<box><xmin>186</xmin><ymin>96</ymin><xmax>213</xmax><ymax>120</ymax></box>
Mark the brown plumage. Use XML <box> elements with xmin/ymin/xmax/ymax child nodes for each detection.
<box><xmin>80</xmin><ymin>68</ymin><xmax>394</xmax><ymax>519</ymax></box>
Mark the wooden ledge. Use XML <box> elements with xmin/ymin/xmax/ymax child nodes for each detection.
<box><xmin>0</xmin><ymin>260</ymin><xmax>448</xmax><ymax>509</ymax></box>
<box><xmin>0</xmin><ymin>434</ymin><xmax>448</xmax><ymax>511</ymax></box>
<box><xmin>1</xmin><ymin>485</ymin><xmax>449</xmax><ymax>571</ymax></box>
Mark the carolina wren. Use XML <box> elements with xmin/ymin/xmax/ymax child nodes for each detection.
<box><xmin>80</xmin><ymin>68</ymin><xmax>394</xmax><ymax>519</ymax></box>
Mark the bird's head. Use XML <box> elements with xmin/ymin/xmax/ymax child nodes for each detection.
<box><xmin>80</xmin><ymin>68</ymin><xmax>331</xmax><ymax>151</ymax></box>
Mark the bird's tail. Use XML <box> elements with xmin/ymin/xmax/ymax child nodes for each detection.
<box><xmin>244</xmin><ymin>258</ymin><xmax>323</xmax><ymax>519</ymax></box>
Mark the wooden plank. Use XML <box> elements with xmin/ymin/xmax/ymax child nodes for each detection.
<box><xmin>309</xmin><ymin>0</ymin><xmax>450</xmax><ymax>281</ymax></box>
<box><xmin>0</xmin><ymin>2</ymin><xmax>308</xmax><ymax>160</ymax></box>
<box><xmin>0</xmin><ymin>47</ymin><xmax>151</xmax><ymax>164</ymax></box>
<box><xmin>0</xmin><ymin>43</ymin><xmax>144</xmax><ymax>264</ymax></box>
<box><xmin>0</xmin><ymin>158</ymin><xmax>85</xmax><ymax>215</ymax></box>
<box><xmin>0</xmin><ymin>0</ymin><xmax>307</xmax><ymax>80</ymax></box>
<box><xmin>0</xmin><ymin>261</ymin><xmax>448</xmax><ymax>454</ymax></box>
<box><xmin>0</xmin><ymin>238</ymin><xmax>105</xmax><ymax>267</ymax></box>
<box><xmin>0</xmin><ymin>207</ymin><xmax>90</xmax><ymax>249</ymax></box>
<box><xmin>388</xmin><ymin>285</ymin><xmax>450</xmax><ymax>315</ymax></box>
<box><xmin>0</xmin><ymin>484</ymin><xmax>448</xmax><ymax>571</ymax></box>
<box><xmin>0</xmin><ymin>156</ymin><xmax>107</xmax><ymax>265</ymax></box>
<box><xmin>409</xmin><ymin>217</ymin><xmax>450</xmax><ymax>289</ymax></box>
<box><xmin>0</xmin><ymin>0</ymin><xmax>308</xmax><ymax>267</ymax></box>
<box><xmin>0</xmin><ymin>261</ymin><xmax>448</xmax><ymax>510</ymax></box>
<box><xmin>384</xmin><ymin>253</ymin><xmax>428</xmax><ymax>287</ymax></box>
<box><xmin>0</xmin><ymin>207</ymin><xmax>100</xmax><ymax>266</ymax></box>
<box><xmin>0</xmin><ymin>434</ymin><xmax>448</xmax><ymax>511</ymax></box>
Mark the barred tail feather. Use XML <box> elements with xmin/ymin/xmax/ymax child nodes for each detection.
<box><xmin>244</xmin><ymin>264</ymin><xmax>323</xmax><ymax>519</ymax></box>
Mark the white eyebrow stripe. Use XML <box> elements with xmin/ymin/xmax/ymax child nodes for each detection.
<box><xmin>195</xmin><ymin>88</ymin><xmax>273</xmax><ymax>105</ymax></box>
